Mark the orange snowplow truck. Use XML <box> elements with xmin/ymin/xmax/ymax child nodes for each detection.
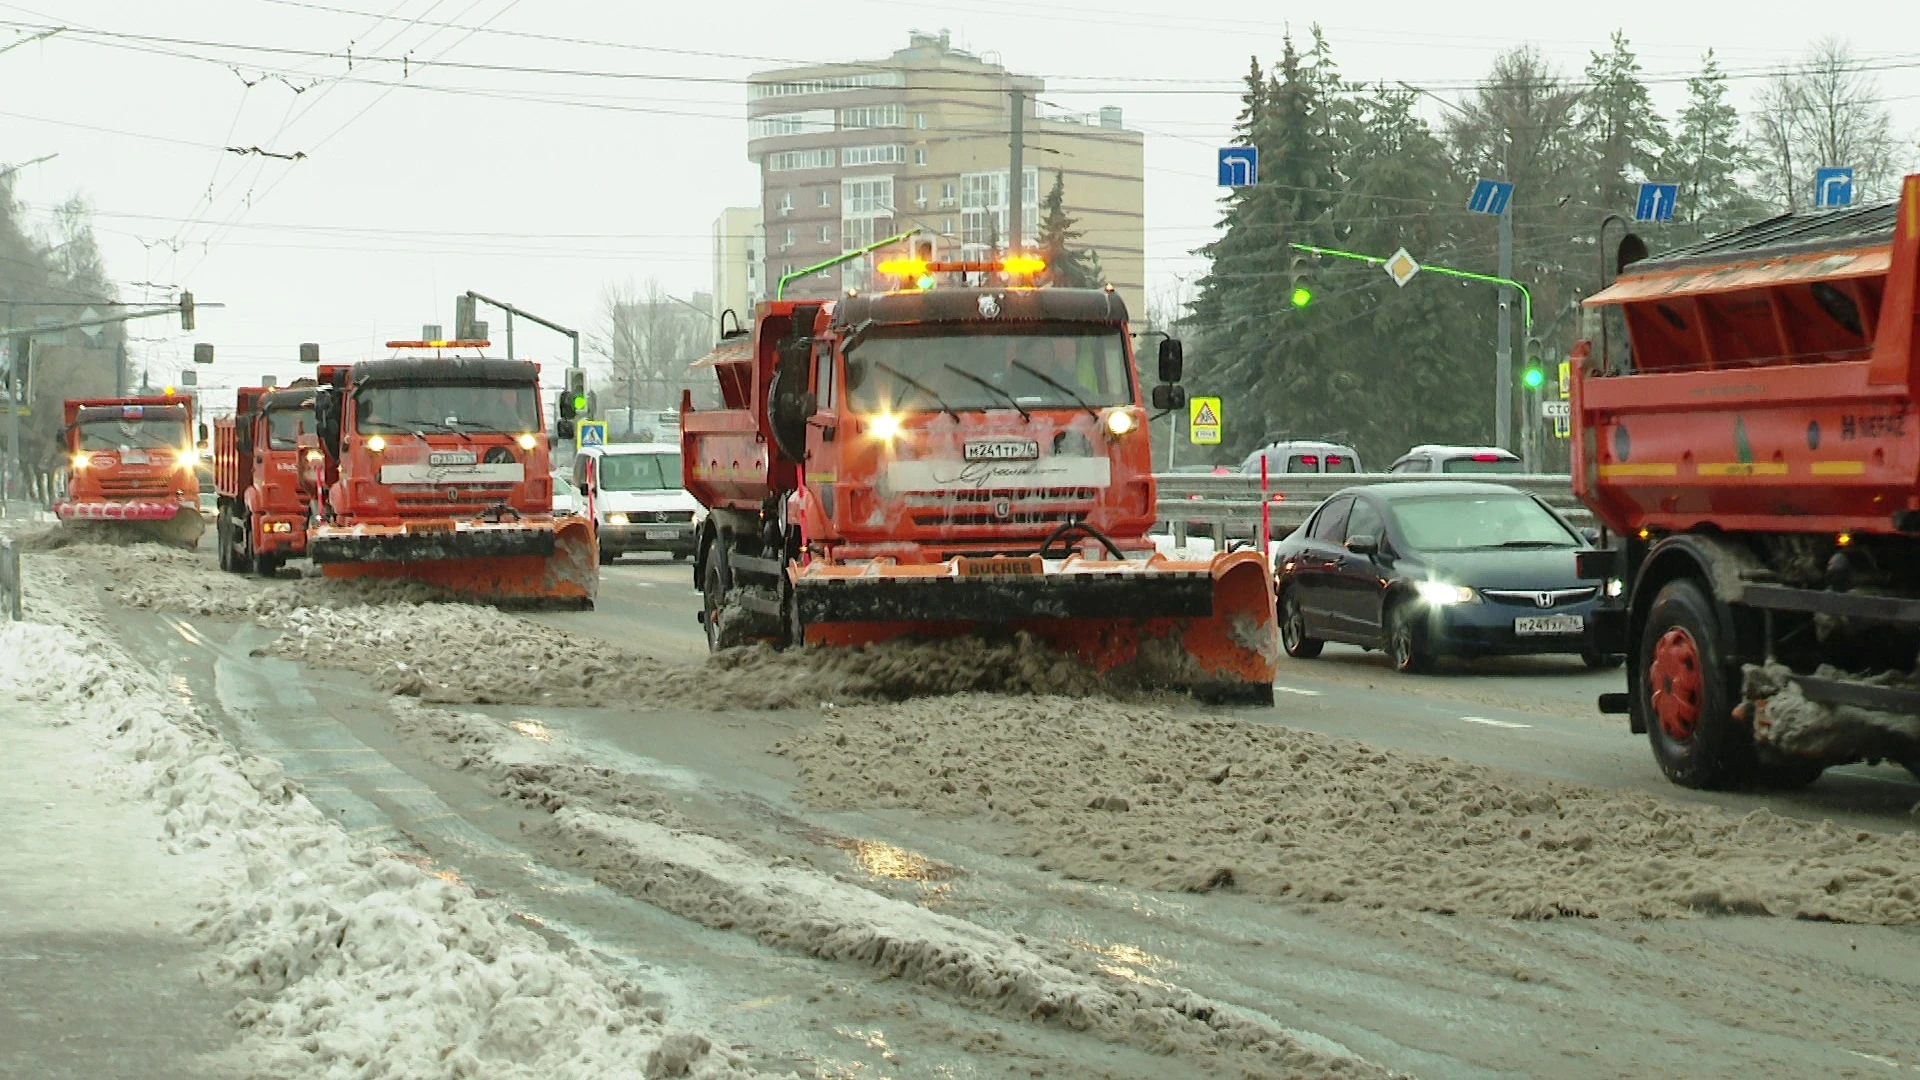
<box><xmin>213</xmin><ymin>384</ymin><xmax>317</xmax><ymax>576</ymax></box>
<box><xmin>56</xmin><ymin>395</ymin><xmax>205</xmax><ymax>548</ymax></box>
<box><xmin>1574</xmin><ymin>172</ymin><xmax>1920</xmax><ymax>789</ymax></box>
<box><xmin>307</xmin><ymin>342</ymin><xmax>595</xmax><ymax>605</ymax></box>
<box><xmin>681</xmin><ymin>256</ymin><xmax>1278</xmax><ymax>701</ymax></box>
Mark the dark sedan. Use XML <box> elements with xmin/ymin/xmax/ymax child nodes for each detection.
<box><xmin>1274</xmin><ymin>481</ymin><xmax>1621</xmax><ymax>673</ymax></box>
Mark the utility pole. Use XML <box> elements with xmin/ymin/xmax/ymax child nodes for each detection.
<box><xmin>1496</xmin><ymin>202</ymin><xmax>1514</xmax><ymax>452</ymax></box>
<box><xmin>464</xmin><ymin>291</ymin><xmax>578</xmax><ymax>370</ymax></box>
<box><xmin>1007</xmin><ymin>87</ymin><xmax>1025</xmax><ymax>253</ymax></box>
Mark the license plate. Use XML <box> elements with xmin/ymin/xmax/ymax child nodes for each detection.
<box><xmin>120</xmin><ymin>450</ymin><xmax>149</xmax><ymax>464</ymax></box>
<box><xmin>429</xmin><ymin>450</ymin><xmax>477</xmax><ymax>466</ymax></box>
<box><xmin>1515</xmin><ymin>614</ymin><xmax>1585</xmax><ymax>636</ymax></box>
<box><xmin>643</xmin><ymin>528</ymin><xmax>679</xmax><ymax>540</ymax></box>
<box><xmin>964</xmin><ymin>439</ymin><xmax>1040</xmax><ymax>462</ymax></box>
<box><xmin>958</xmin><ymin>555</ymin><xmax>1042</xmax><ymax>577</ymax></box>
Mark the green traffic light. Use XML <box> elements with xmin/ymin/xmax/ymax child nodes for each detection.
<box><xmin>1523</xmin><ymin>367</ymin><xmax>1545</xmax><ymax>389</ymax></box>
<box><xmin>1289</xmin><ymin>285</ymin><xmax>1313</xmax><ymax>309</ymax></box>
<box><xmin>571</xmin><ymin>394</ymin><xmax>588</xmax><ymax>411</ymax></box>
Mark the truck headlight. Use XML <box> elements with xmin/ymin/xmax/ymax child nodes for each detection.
<box><xmin>1104</xmin><ymin>409</ymin><xmax>1137</xmax><ymax>437</ymax></box>
<box><xmin>175</xmin><ymin>449</ymin><xmax>199</xmax><ymax>469</ymax></box>
<box><xmin>366</xmin><ymin>435</ymin><xmax>386</xmax><ymax>452</ymax></box>
<box><xmin>70</xmin><ymin>453</ymin><xmax>88</xmax><ymax>470</ymax></box>
<box><xmin>517</xmin><ymin>433</ymin><xmax>537</xmax><ymax>451</ymax></box>
<box><xmin>867</xmin><ymin>412</ymin><xmax>902</xmax><ymax>442</ymax></box>
<box><xmin>1416</xmin><ymin>580</ymin><xmax>1475</xmax><ymax>606</ymax></box>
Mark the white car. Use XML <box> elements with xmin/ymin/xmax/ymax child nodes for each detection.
<box><xmin>551</xmin><ymin>471</ymin><xmax>585</xmax><ymax>517</ymax></box>
<box><xmin>571</xmin><ymin>442</ymin><xmax>703</xmax><ymax>565</ymax></box>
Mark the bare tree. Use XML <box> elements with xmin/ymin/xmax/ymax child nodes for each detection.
<box><xmin>587</xmin><ymin>279</ymin><xmax>711</xmax><ymax>434</ymax></box>
<box><xmin>1751</xmin><ymin>38</ymin><xmax>1903</xmax><ymax>210</ymax></box>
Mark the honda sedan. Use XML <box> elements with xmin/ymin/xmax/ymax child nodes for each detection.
<box><xmin>1274</xmin><ymin>481</ymin><xmax>1620</xmax><ymax>673</ymax></box>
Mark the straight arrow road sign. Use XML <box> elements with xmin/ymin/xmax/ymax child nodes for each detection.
<box><xmin>1635</xmin><ymin>182</ymin><xmax>1679</xmax><ymax>222</ymax></box>
<box><xmin>1467</xmin><ymin>179</ymin><xmax>1513</xmax><ymax>216</ymax></box>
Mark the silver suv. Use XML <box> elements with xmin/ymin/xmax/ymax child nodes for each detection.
<box><xmin>1239</xmin><ymin>440</ymin><xmax>1363</xmax><ymax>476</ymax></box>
<box><xmin>1387</xmin><ymin>444</ymin><xmax>1524</xmax><ymax>475</ymax></box>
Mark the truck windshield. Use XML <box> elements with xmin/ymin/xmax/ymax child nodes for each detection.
<box><xmin>843</xmin><ymin>324</ymin><xmax>1132</xmax><ymax>414</ymax></box>
<box><xmin>76</xmin><ymin>417</ymin><xmax>187</xmax><ymax>451</ymax></box>
<box><xmin>266</xmin><ymin>407</ymin><xmax>314</xmax><ymax>450</ymax></box>
<box><xmin>597</xmin><ymin>453</ymin><xmax>682</xmax><ymax>492</ymax></box>
<box><xmin>1393</xmin><ymin>494</ymin><xmax>1577</xmax><ymax>552</ymax></box>
<box><xmin>355</xmin><ymin>383</ymin><xmax>539</xmax><ymax>435</ymax></box>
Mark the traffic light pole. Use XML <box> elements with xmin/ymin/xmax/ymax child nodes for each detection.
<box><xmin>1287</xmin><ymin>242</ymin><xmax>1532</xmax><ymax>452</ymax></box>
<box><xmin>463</xmin><ymin>291</ymin><xmax>580</xmax><ymax>370</ymax></box>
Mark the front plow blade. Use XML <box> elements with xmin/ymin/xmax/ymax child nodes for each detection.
<box><xmin>795</xmin><ymin>550</ymin><xmax>1278</xmax><ymax>703</ymax></box>
<box><xmin>54</xmin><ymin>502</ymin><xmax>205</xmax><ymax>548</ymax></box>
<box><xmin>313</xmin><ymin>516</ymin><xmax>596</xmax><ymax>606</ymax></box>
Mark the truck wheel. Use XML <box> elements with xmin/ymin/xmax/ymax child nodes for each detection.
<box><xmin>1280</xmin><ymin>589</ymin><xmax>1323</xmax><ymax>659</ymax></box>
<box><xmin>216</xmin><ymin>510</ymin><xmax>232</xmax><ymax>572</ymax></box>
<box><xmin>1641</xmin><ymin>578</ymin><xmax>1752</xmax><ymax>789</ymax></box>
<box><xmin>701</xmin><ymin>542</ymin><xmax>739</xmax><ymax>652</ymax></box>
<box><xmin>229</xmin><ymin>509</ymin><xmax>254</xmax><ymax>574</ymax></box>
<box><xmin>255</xmin><ymin>555</ymin><xmax>282</xmax><ymax>579</ymax></box>
<box><xmin>1387</xmin><ymin>602</ymin><xmax>1432</xmax><ymax>674</ymax></box>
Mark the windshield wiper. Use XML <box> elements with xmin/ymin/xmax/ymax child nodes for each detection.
<box><xmin>1009</xmin><ymin>359</ymin><xmax>1098</xmax><ymax>418</ymax></box>
<box><xmin>871</xmin><ymin>359</ymin><xmax>961</xmax><ymax>421</ymax></box>
<box><xmin>388</xmin><ymin>419</ymin><xmax>473</xmax><ymax>442</ymax></box>
<box><xmin>943</xmin><ymin>363</ymin><xmax>1030</xmax><ymax>421</ymax></box>
<box><xmin>1490</xmin><ymin>539</ymin><xmax>1570</xmax><ymax>548</ymax></box>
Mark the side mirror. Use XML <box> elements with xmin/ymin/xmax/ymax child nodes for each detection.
<box><xmin>1150</xmin><ymin>384</ymin><xmax>1187</xmax><ymax>411</ymax></box>
<box><xmin>198</xmin><ymin>422</ymin><xmax>209</xmax><ymax>443</ymax></box>
<box><xmin>1345</xmin><ymin>533</ymin><xmax>1379</xmax><ymax>557</ymax></box>
<box><xmin>1581</xmin><ymin>527</ymin><xmax>1601</xmax><ymax>546</ymax></box>
<box><xmin>1157</xmin><ymin>338</ymin><xmax>1184</xmax><ymax>383</ymax></box>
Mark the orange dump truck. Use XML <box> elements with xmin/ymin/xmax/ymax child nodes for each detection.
<box><xmin>681</xmin><ymin>256</ymin><xmax>1278</xmax><ymax>701</ymax></box>
<box><xmin>55</xmin><ymin>395</ymin><xmax>205</xmax><ymax>547</ymax></box>
<box><xmin>213</xmin><ymin>383</ymin><xmax>317</xmax><ymax>576</ymax></box>
<box><xmin>307</xmin><ymin>343</ymin><xmax>595</xmax><ymax>605</ymax></box>
<box><xmin>1575</xmin><ymin>172</ymin><xmax>1920</xmax><ymax>787</ymax></box>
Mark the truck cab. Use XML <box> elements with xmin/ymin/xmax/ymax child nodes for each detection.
<box><xmin>214</xmin><ymin>384</ymin><xmax>317</xmax><ymax>575</ymax></box>
<box><xmin>56</xmin><ymin>396</ymin><xmax>205</xmax><ymax>547</ymax></box>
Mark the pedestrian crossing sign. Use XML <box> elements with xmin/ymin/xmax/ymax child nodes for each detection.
<box><xmin>1188</xmin><ymin>396</ymin><xmax>1222</xmax><ymax>445</ymax></box>
<box><xmin>577</xmin><ymin>420</ymin><xmax>607</xmax><ymax>449</ymax></box>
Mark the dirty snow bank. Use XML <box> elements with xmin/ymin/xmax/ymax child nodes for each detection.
<box><xmin>777</xmin><ymin>695</ymin><xmax>1920</xmax><ymax>923</ymax></box>
<box><xmin>4</xmin><ymin>555</ymin><xmax>760</xmax><ymax>1080</ymax></box>
<box><xmin>394</xmin><ymin>700</ymin><xmax>1392</xmax><ymax>1079</ymax></box>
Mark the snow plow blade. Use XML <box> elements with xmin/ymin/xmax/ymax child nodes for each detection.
<box><xmin>54</xmin><ymin>500</ymin><xmax>205</xmax><ymax>548</ymax></box>
<box><xmin>311</xmin><ymin>516</ymin><xmax>596</xmax><ymax>606</ymax></box>
<box><xmin>794</xmin><ymin>549</ymin><xmax>1278</xmax><ymax>703</ymax></box>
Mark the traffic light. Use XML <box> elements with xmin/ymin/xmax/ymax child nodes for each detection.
<box><xmin>557</xmin><ymin>368</ymin><xmax>586</xmax><ymax>439</ymax></box>
<box><xmin>179</xmin><ymin>291</ymin><xmax>195</xmax><ymax>332</ymax></box>
<box><xmin>1286</xmin><ymin>253</ymin><xmax>1314</xmax><ymax>309</ymax></box>
<box><xmin>1523</xmin><ymin>364</ymin><xmax>1546</xmax><ymax>390</ymax></box>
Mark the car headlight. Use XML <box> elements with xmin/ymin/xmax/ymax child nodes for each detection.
<box><xmin>1104</xmin><ymin>408</ymin><xmax>1136</xmax><ymax>437</ymax></box>
<box><xmin>1606</xmin><ymin>578</ymin><xmax>1625</xmax><ymax>598</ymax></box>
<box><xmin>1416</xmin><ymin>580</ymin><xmax>1476</xmax><ymax>606</ymax></box>
<box><xmin>607</xmin><ymin>512</ymin><xmax>628</xmax><ymax>526</ymax></box>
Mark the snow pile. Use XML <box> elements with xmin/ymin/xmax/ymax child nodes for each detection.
<box><xmin>45</xmin><ymin>540</ymin><xmax>452</xmax><ymax>618</ymax></box>
<box><xmin>389</xmin><ymin>701</ymin><xmax>1388</xmax><ymax>1079</ymax></box>
<box><xmin>3</xmin><ymin>556</ymin><xmax>759</xmax><ymax>1080</ymax></box>
<box><xmin>777</xmin><ymin>695</ymin><xmax>1920</xmax><ymax>923</ymax></box>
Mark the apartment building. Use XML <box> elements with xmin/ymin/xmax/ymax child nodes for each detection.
<box><xmin>746</xmin><ymin>31</ymin><xmax>1145</xmax><ymax>315</ymax></box>
<box><xmin>709</xmin><ymin>207</ymin><xmax>764</xmax><ymax>327</ymax></box>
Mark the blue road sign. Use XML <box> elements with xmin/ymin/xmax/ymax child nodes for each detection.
<box><xmin>1635</xmin><ymin>182</ymin><xmax>1679</xmax><ymax>222</ymax></box>
<box><xmin>1815</xmin><ymin>167</ymin><xmax>1855</xmax><ymax>208</ymax></box>
<box><xmin>1467</xmin><ymin>178</ymin><xmax>1514</xmax><ymax>216</ymax></box>
<box><xmin>1217</xmin><ymin>147</ymin><xmax>1258</xmax><ymax>188</ymax></box>
<box><xmin>577</xmin><ymin>420</ymin><xmax>607</xmax><ymax>449</ymax></box>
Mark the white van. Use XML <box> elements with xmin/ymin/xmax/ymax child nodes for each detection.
<box><xmin>572</xmin><ymin>443</ymin><xmax>703</xmax><ymax>564</ymax></box>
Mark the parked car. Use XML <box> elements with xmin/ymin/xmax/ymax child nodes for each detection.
<box><xmin>1387</xmin><ymin>445</ymin><xmax>1525</xmax><ymax>475</ymax></box>
<box><xmin>571</xmin><ymin>442</ymin><xmax>702</xmax><ymax>564</ymax></box>
<box><xmin>550</xmin><ymin>471</ymin><xmax>584</xmax><ymax>517</ymax></box>
<box><xmin>1240</xmin><ymin>440</ymin><xmax>1363</xmax><ymax>475</ymax></box>
<box><xmin>1273</xmin><ymin>481</ymin><xmax>1621</xmax><ymax>673</ymax></box>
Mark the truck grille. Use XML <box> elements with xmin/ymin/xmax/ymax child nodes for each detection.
<box><xmin>97</xmin><ymin>476</ymin><xmax>174</xmax><ymax>497</ymax></box>
<box><xmin>903</xmin><ymin>487</ymin><xmax>1098</xmax><ymax>506</ymax></box>
<box><xmin>911</xmin><ymin>509</ymin><xmax>1088</xmax><ymax>528</ymax></box>
<box><xmin>393</xmin><ymin>484</ymin><xmax>517</xmax><ymax>517</ymax></box>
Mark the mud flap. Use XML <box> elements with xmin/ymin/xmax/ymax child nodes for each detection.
<box><xmin>795</xmin><ymin>550</ymin><xmax>1278</xmax><ymax>702</ymax></box>
<box><xmin>316</xmin><ymin>517</ymin><xmax>597</xmax><ymax>606</ymax></box>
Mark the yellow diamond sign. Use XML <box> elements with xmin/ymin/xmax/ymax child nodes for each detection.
<box><xmin>1188</xmin><ymin>396</ymin><xmax>1222</xmax><ymax>445</ymax></box>
<box><xmin>1384</xmin><ymin>247</ymin><xmax>1420</xmax><ymax>288</ymax></box>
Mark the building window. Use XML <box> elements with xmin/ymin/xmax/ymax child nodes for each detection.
<box><xmin>914</xmin><ymin>112</ymin><xmax>927</xmax><ymax>129</ymax></box>
<box><xmin>776</xmin><ymin>192</ymin><xmax>794</xmax><ymax>216</ymax></box>
<box><xmin>914</xmin><ymin>183</ymin><xmax>927</xmax><ymax>207</ymax></box>
<box><xmin>838</xmin><ymin>104</ymin><xmax>903</xmax><ymax>129</ymax></box>
<box><xmin>939</xmin><ymin>181</ymin><xmax>956</xmax><ymax>207</ymax></box>
<box><xmin>750</xmin><ymin>110</ymin><xmax>832</xmax><ymax>138</ymax></box>
<box><xmin>749</xmin><ymin>72</ymin><xmax>904</xmax><ymax>99</ymax></box>
<box><xmin>913</xmin><ymin>147</ymin><xmax>928</xmax><ymax>166</ymax></box>
<box><xmin>782</xmin><ymin>227</ymin><xmax>795</xmax><ymax>248</ymax></box>
<box><xmin>841</xmin><ymin>144</ymin><xmax>906</xmax><ymax>167</ymax></box>
<box><xmin>841</xmin><ymin>177</ymin><xmax>894</xmax><ymax>216</ymax></box>
<box><xmin>941</xmin><ymin>218</ymin><xmax>955</xmax><ymax>236</ymax></box>
<box><xmin>767</xmin><ymin>148</ymin><xmax>836</xmax><ymax>172</ymax></box>
<box><xmin>782</xmin><ymin>262</ymin><xmax>795</xmax><ymax>277</ymax></box>
<box><xmin>960</xmin><ymin>168</ymin><xmax>1039</xmax><ymax>247</ymax></box>
<box><xmin>817</xmin><ymin>188</ymin><xmax>832</xmax><ymax>208</ymax></box>
<box><xmin>816</xmin><ymin>223</ymin><xmax>832</xmax><ymax>244</ymax></box>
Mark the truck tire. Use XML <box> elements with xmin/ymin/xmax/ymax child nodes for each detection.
<box><xmin>1641</xmin><ymin>578</ymin><xmax>1752</xmax><ymax>789</ymax></box>
<box><xmin>255</xmin><ymin>554</ymin><xmax>282</xmax><ymax>579</ymax></box>
<box><xmin>701</xmin><ymin>541</ymin><xmax>741</xmax><ymax>652</ymax></box>
<box><xmin>216</xmin><ymin>507</ymin><xmax>233</xmax><ymax>572</ymax></box>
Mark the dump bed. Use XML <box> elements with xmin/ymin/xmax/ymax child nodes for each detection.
<box><xmin>679</xmin><ymin>301</ymin><xmax>807</xmax><ymax>511</ymax></box>
<box><xmin>1574</xmin><ymin>173</ymin><xmax>1920</xmax><ymax>538</ymax></box>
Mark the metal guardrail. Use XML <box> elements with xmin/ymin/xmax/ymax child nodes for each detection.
<box><xmin>0</xmin><ymin>534</ymin><xmax>20</xmax><ymax>622</ymax></box>
<box><xmin>1153</xmin><ymin>473</ymin><xmax>1591</xmax><ymax>544</ymax></box>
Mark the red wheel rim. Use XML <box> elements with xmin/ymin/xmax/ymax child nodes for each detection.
<box><xmin>1648</xmin><ymin>627</ymin><xmax>1704</xmax><ymax>740</ymax></box>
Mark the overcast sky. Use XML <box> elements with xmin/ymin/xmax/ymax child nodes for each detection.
<box><xmin>2</xmin><ymin>0</ymin><xmax>1916</xmax><ymax>407</ymax></box>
